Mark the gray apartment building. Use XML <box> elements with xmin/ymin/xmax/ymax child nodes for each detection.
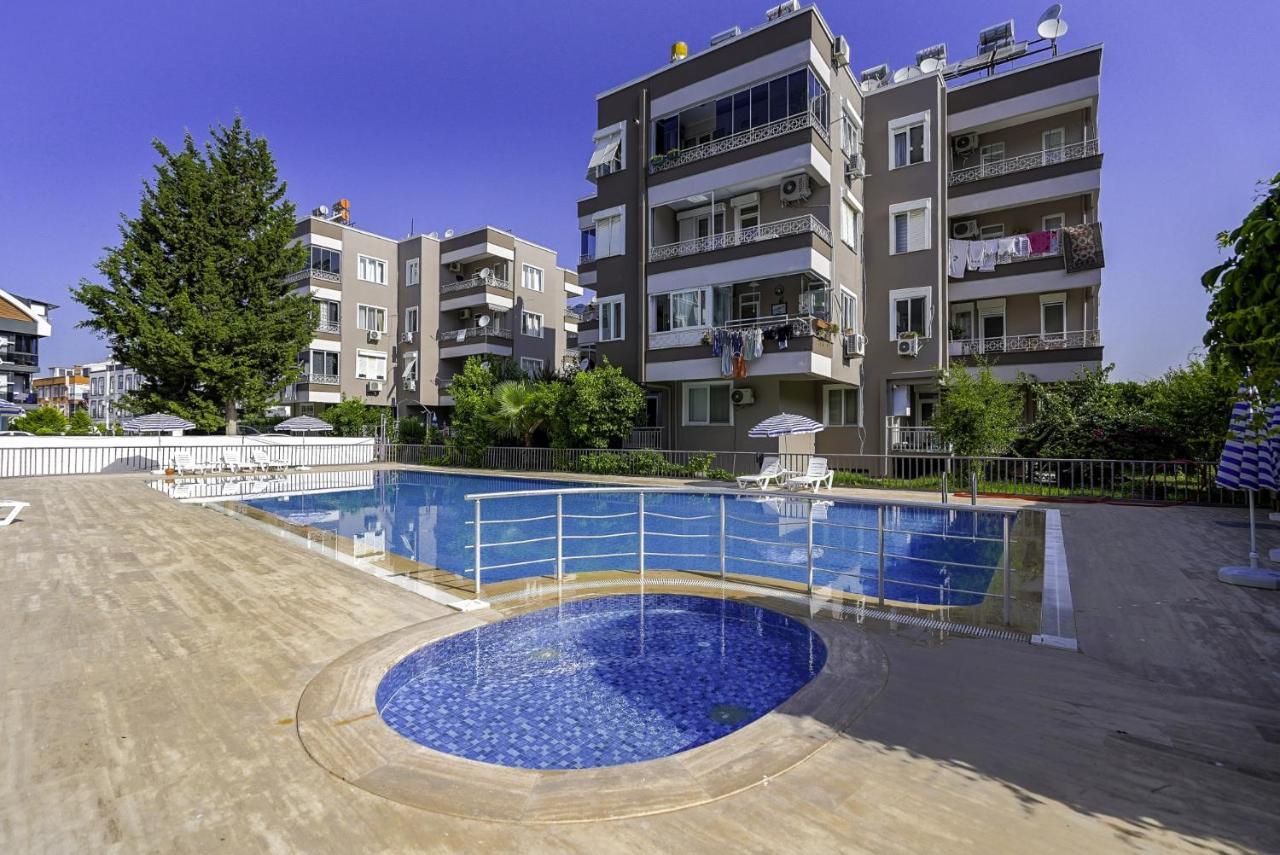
<box><xmin>0</xmin><ymin>288</ymin><xmax>54</xmax><ymax>413</ymax></box>
<box><xmin>284</xmin><ymin>211</ymin><xmax>579</xmax><ymax>421</ymax></box>
<box><xmin>576</xmin><ymin>1</ymin><xmax>1104</xmax><ymax>461</ymax></box>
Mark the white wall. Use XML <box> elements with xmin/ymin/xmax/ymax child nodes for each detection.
<box><xmin>0</xmin><ymin>436</ymin><xmax>376</xmax><ymax>478</ymax></box>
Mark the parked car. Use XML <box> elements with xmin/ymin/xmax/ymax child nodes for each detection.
<box><xmin>0</xmin><ymin>431</ymin><xmax>35</xmax><ymax>437</ymax></box>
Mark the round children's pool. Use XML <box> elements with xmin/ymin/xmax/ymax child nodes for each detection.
<box><xmin>375</xmin><ymin>594</ymin><xmax>826</xmax><ymax>769</ymax></box>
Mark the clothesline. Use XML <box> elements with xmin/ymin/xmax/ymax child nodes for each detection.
<box><xmin>948</xmin><ymin>223</ymin><xmax>1103</xmax><ymax>279</ymax></box>
<box><xmin>707</xmin><ymin>319</ymin><xmax>812</xmax><ymax>379</ymax></box>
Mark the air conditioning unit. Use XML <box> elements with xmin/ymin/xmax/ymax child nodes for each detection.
<box><xmin>447</xmin><ymin>262</ymin><xmax>464</xmax><ymax>274</ymax></box>
<box><xmin>951</xmin><ymin>219</ymin><xmax>980</xmax><ymax>239</ymax></box>
<box><xmin>731</xmin><ymin>387</ymin><xmax>755</xmax><ymax>406</ymax></box>
<box><xmin>366</xmin><ymin>380</ymin><xmax>384</xmax><ymax>394</ymax></box>
<box><xmin>896</xmin><ymin>336</ymin><xmax>921</xmax><ymax>357</ymax></box>
<box><xmin>952</xmin><ymin>133</ymin><xmax>979</xmax><ymax>155</ymax></box>
<box><xmin>843</xmin><ymin>333</ymin><xmax>866</xmax><ymax>358</ymax></box>
<box><xmin>401</xmin><ymin>331</ymin><xmax>414</xmax><ymax>344</ymax></box>
<box><xmin>403</xmin><ymin>378</ymin><xmax>417</xmax><ymax>392</ymax></box>
<box><xmin>779</xmin><ymin>174</ymin><xmax>811</xmax><ymax>204</ymax></box>
<box><xmin>458</xmin><ymin>308</ymin><xmax>473</xmax><ymax>320</ymax></box>
<box><xmin>367</xmin><ymin>329</ymin><xmax>382</xmax><ymax>343</ymax></box>
<box><xmin>832</xmin><ymin>35</ymin><xmax>850</xmax><ymax>68</ymax></box>
<box><xmin>709</xmin><ymin>25</ymin><xmax>741</xmax><ymax>46</ymax></box>
<box><xmin>844</xmin><ymin>152</ymin><xmax>864</xmax><ymax>179</ymax></box>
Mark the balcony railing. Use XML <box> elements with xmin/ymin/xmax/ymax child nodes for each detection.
<box><xmin>649</xmin><ymin>105</ymin><xmax>831</xmax><ymax>174</ymax></box>
<box><xmin>564</xmin><ymin>309</ymin><xmax>583</xmax><ymax>324</ymax></box>
<box><xmin>949</xmin><ymin>138</ymin><xmax>1100</xmax><ymax>186</ymax></box>
<box><xmin>649</xmin><ymin>313</ymin><xmax>836</xmax><ymax>351</ymax></box>
<box><xmin>887</xmin><ymin>424</ymin><xmax>949</xmax><ymax>454</ymax></box>
<box><xmin>439</xmin><ymin>326</ymin><xmax>513</xmax><ymax>346</ymax></box>
<box><xmin>306</xmin><ymin>373</ymin><xmax>340</xmax><ymax>385</ymax></box>
<box><xmin>285</xmin><ymin>267</ymin><xmax>342</xmax><ymax>284</ymax></box>
<box><xmin>441</xmin><ymin>275</ymin><xmax>512</xmax><ymax>295</ymax></box>
<box><xmin>578</xmin><ymin>253</ymin><xmax>594</xmax><ymax>265</ymax></box>
<box><xmin>315</xmin><ymin>320</ymin><xmax>340</xmax><ymax>334</ymax></box>
<box><xmin>0</xmin><ymin>350</ymin><xmax>39</xmax><ymax>367</ymax></box>
<box><xmin>949</xmin><ymin>329</ymin><xmax>1102</xmax><ymax>356</ymax></box>
<box><xmin>649</xmin><ymin>214</ymin><xmax>833</xmax><ymax>262</ymax></box>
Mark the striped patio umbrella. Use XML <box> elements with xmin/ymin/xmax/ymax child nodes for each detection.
<box><xmin>748</xmin><ymin>413</ymin><xmax>825</xmax><ymax>438</ymax></box>
<box><xmin>0</xmin><ymin>400</ymin><xmax>24</xmax><ymax>416</ymax></box>
<box><xmin>1216</xmin><ymin>381</ymin><xmax>1268</xmax><ymax>578</ymax></box>
<box><xmin>121</xmin><ymin>413</ymin><xmax>196</xmax><ymax>434</ymax></box>
<box><xmin>1259</xmin><ymin>383</ymin><xmax>1280</xmax><ymax>494</ymax></box>
<box><xmin>275</xmin><ymin>416</ymin><xmax>334</xmax><ymax>434</ymax></box>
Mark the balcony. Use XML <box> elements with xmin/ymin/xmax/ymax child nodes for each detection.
<box><xmin>285</xmin><ymin>267</ymin><xmax>342</xmax><ymax>285</ymax></box>
<box><xmin>646</xmin><ymin>314</ymin><xmax>843</xmax><ymax>382</ymax></box>
<box><xmin>949</xmin><ymin>139</ymin><xmax>1100</xmax><ymax>186</ymax></box>
<box><xmin>887</xmin><ymin>425</ymin><xmax>949</xmax><ymax>454</ymax></box>
<box><xmin>648</xmin><ymin>215</ymin><xmax>832</xmax><ymax>263</ymax></box>
<box><xmin>564</xmin><ymin>309</ymin><xmax>583</xmax><ymax>324</ymax></box>
<box><xmin>578</xmin><ymin>253</ymin><xmax>594</xmax><ymax>266</ymax></box>
<box><xmin>441</xmin><ymin>274</ymin><xmax>513</xmax><ymax>295</ymax></box>
<box><xmin>438</xmin><ymin>325</ymin><xmax>513</xmax><ymax>357</ymax></box>
<box><xmin>315</xmin><ymin>319</ymin><xmax>340</xmax><ymax>335</ymax></box>
<box><xmin>0</xmin><ymin>350</ymin><xmax>39</xmax><ymax>368</ymax></box>
<box><xmin>949</xmin><ymin>329</ymin><xmax>1102</xmax><ymax>357</ymax></box>
<box><xmin>305</xmin><ymin>373</ymin><xmax>340</xmax><ymax>386</ymax></box>
<box><xmin>648</xmin><ymin>108</ymin><xmax>830</xmax><ymax>175</ymax></box>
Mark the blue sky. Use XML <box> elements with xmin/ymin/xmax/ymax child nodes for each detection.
<box><xmin>4</xmin><ymin>0</ymin><xmax>1277</xmax><ymax>379</ymax></box>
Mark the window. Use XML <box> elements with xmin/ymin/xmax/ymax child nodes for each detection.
<box><xmin>1040</xmin><ymin>292</ymin><xmax>1067</xmax><ymax>340</ymax></box>
<box><xmin>978</xmin><ymin>223</ymin><xmax>1005</xmax><ymax>240</ymax></box>
<box><xmin>404</xmin><ymin>352</ymin><xmax>419</xmax><ymax>382</ymax></box>
<box><xmin>586</xmin><ymin>123</ymin><xmax>624</xmax><ymax>179</ymax></box>
<box><xmin>314</xmin><ymin>298</ymin><xmax>340</xmax><ymax>331</ymax></box>
<box><xmin>1042</xmin><ymin>128</ymin><xmax>1066</xmax><ymax>164</ymax></box>
<box><xmin>356</xmin><ymin>254</ymin><xmax>387</xmax><ymax>285</ymax></box>
<box><xmin>731</xmin><ymin>193</ymin><xmax>760</xmax><ymax>232</ymax></box>
<box><xmin>890</xmin><ymin>287</ymin><xmax>932</xmax><ymax>338</ymax></box>
<box><xmin>979</xmin><ymin>142</ymin><xmax>1005</xmax><ymax>169</ymax></box>
<box><xmin>521</xmin><ymin>311</ymin><xmax>544</xmax><ymax>338</ymax></box>
<box><xmin>840</xmin><ymin>111</ymin><xmax>861</xmax><ymax>159</ymax></box>
<box><xmin>580</xmin><ymin>227</ymin><xmax>596</xmax><ymax>261</ymax></box>
<box><xmin>824</xmin><ymin>386</ymin><xmax>860</xmax><ymax>427</ymax></box>
<box><xmin>838</xmin><ymin>288</ymin><xmax>858</xmax><ymax>334</ymax></box>
<box><xmin>599</xmin><ymin>295</ymin><xmax>625</xmax><ymax>342</ymax></box>
<box><xmin>357</xmin><ymin>304</ymin><xmax>386</xmax><ymax>332</ymax></box>
<box><xmin>405</xmin><ymin>258</ymin><xmax>420</xmax><ymax>287</ymax></box>
<box><xmin>1041</xmin><ymin>213</ymin><xmax>1066</xmax><ymax>232</ymax></box>
<box><xmin>356</xmin><ymin>350</ymin><xmax>388</xmax><ymax>381</ymax></box>
<box><xmin>738</xmin><ymin>290</ymin><xmax>760</xmax><ymax>321</ymax></box>
<box><xmin>684</xmin><ymin>382</ymin><xmax>733</xmax><ymax>426</ymax></box>
<box><xmin>593</xmin><ymin>207</ymin><xmax>625</xmax><ymax>258</ymax></box>
<box><xmin>889</xmin><ymin>199</ymin><xmax>931</xmax><ymax>254</ymax></box>
<box><xmin>307</xmin><ymin>350</ymin><xmax>339</xmax><ymax>379</ymax></box>
<box><xmin>521</xmin><ymin>264</ymin><xmax>544</xmax><ymax>292</ymax></box>
<box><xmin>404</xmin><ymin>306</ymin><xmax>419</xmax><ymax>334</ymax></box>
<box><xmin>799</xmin><ymin>283</ymin><xmax>830</xmax><ymax>318</ymax></box>
<box><xmin>889</xmin><ymin>111</ymin><xmax>930</xmax><ymax>169</ymax></box>
<box><xmin>950</xmin><ymin>304</ymin><xmax>975</xmax><ymax>341</ymax></box>
<box><xmin>308</xmin><ymin>245</ymin><xmax>341</xmax><ymax>274</ymax></box>
<box><xmin>652</xmin><ymin>288</ymin><xmax>707</xmax><ymax>332</ymax></box>
<box><xmin>520</xmin><ymin>357</ymin><xmax>544</xmax><ymax>377</ymax></box>
<box><xmin>841</xmin><ymin>199</ymin><xmax>860</xmax><ymax>251</ymax></box>
<box><xmin>979</xmin><ymin>300</ymin><xmax>1006</xmax><ymax>345</ymax></box>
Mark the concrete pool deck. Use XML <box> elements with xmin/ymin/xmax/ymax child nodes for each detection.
<box><xmin>3</xmin><ymin>469</ymin><xmax>1280</xmax><ymax>852</ymax></box>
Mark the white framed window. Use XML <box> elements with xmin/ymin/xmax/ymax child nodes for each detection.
<box><xmin>888</xmin><ymin>111</ymin><xmax>930</xmax><ymax>169</ymax></box>
<box><xmin>357</xmin><ymin>254</ymin><xmax>387</xmax><ymax>285</ymax></box>
<box><xmin>404</xmin><ymin>351</ymin><xmax>419</xmax><ymax>381</ymax></box>
<box><xmin>1040</xmin><ymin>292</ymin><xmax>1067</xmax><ymax>340</ymax></box>
<box><xmin>1041</xmin><ymin>213</ymin><xmax>1066</xmax><ymax>232</ymax></box>
<box><xmin>598</xmin><ymin>295</ymin><xmax>625</xmax><ymax>342</ymax></box>
<box><xmin>521</xmin><ymin>311</ymin><xmax>544</xmax><ymax>338</ymax></box>
<box><xmin>738</xmin><ymin>289</ymin><xmax>760</xmax><ymax>320</ymax></box>
<box><xmin>840</xmin><ymin>108</ymin><xmax>861</xmax><ymax>159</ymax></box>
<box><xmin>404</xmin><ymin>306</ymin><xmax>419</xmax><ymax>334</ymax></box>
<box><xmin>521</xmin><ymin>264</ymin><xmax>544</xmax><ymax>292</ymax></box>
<box><xmin>889</xmin><ymin>286</ymin><xmax>932</xmax><ymax>339</ymax></box>
<box><xmin>1042</xmin><ymin>127</ymin><xmax>1066</xmax><ymax>163</ymax></box>
<box><xmin>838</xmin><ymin>287</ymin><xmax>858</xmax><ymax>334</ymax></box>
<box><xmin>978</xmin><ymin>298</ymin><xmax>1006</xmax><ymax>344</ymax></box>
<box><xmin>652</xmin><ymin>288</ymin><xmax>708</xmax><ymax>332</ymax></box>
<box><xmin>592</xmin><ymin>206</ymin><xmax>626</xmax><ymax>258</ymax></box>
<box><xmin>587</xmin><ymin>121</ymin><xmax>626</xmax><ymax>179</ymax></box>
<box><xmin>950</xmin><ymin>303</ymin><xmax>975</xmax><ymax>340</ymax></box>
<box><xmin>823</xmin><ymin>385</ymin><xmax>860</xmax><ymax>427</ymax></box>
<box><xmin>978</xmin><ymin>223</ymin><xmax>1005</xmax><ymax>240</ymax></box>
<box><xmin>355</xmin><ymin>349</ymin><xmax>388</xmax><ymax>381</ymax></box>
<box><xmin>520</xmin><ymin>357</ymin><xmax>545</xmax><ymax>377</ymax></box>
<box><xmin>404</xmin><ymin>258</ymin><xmax>420</xmax><ymax>287</ymax></box>
<box><xmin>356</xmin><ymin>304</ymin><xmax>387</xmax><ymax>332</ymax></box>
<box><xmin>980</xmin><ymin>142</ymin><xmax>1005</xmax><ymax>169</ymax></box>
<box><xmin>683</xmin><ymin>381</ymin><xmax>733</xmax><ymax>426</ymax></box>
<box><xmin>730</xmin><ymin>193</ymin><xmax>760</xmax><ymax>232</ymax></box>
<box><xmin>580</xmin><ymin>227</ymin><xmax>596</xmax><ymax>262</ymax></box>
<box><xmin>889</xmin><ymin>199</ymin><xmax>931</xmax><ymax>255</ymax></box>
<box><xmin>841</xmin><ymin>197</ymin><xmax>860</xmax><ymax>251</ymax></box>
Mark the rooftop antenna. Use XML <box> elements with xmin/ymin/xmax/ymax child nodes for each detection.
<box><xmin>1036</xmin><ymin>4</ymin><xmax>1069</xmax><ymax>54</ymax></box>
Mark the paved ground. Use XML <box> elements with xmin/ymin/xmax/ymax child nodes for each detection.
<box><xmin>2</xmin><ymin>471</ymin><xmax>1279</xmax><ymax>853</ymax></box>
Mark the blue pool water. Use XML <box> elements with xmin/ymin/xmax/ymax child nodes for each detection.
<box><xmin>238</xmin><ymin>470</ymin><xmax>1008</xmax><ymax>606</ymax></box>
<box><xmin>375</xmin><ymin>594</ymin><xmax>825</xmax><ymax>768</ymax></box>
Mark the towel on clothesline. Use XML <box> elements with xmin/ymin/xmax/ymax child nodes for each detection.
<box><xmin>948</xmin><ymin>240</ymin><xmax>968</xmax><ymax>278</ymax></box>
<box><xmin>979</xmin><ymin>239</ymin><xmax>998</xmax><ymax>272</ymax></box>
<box><xmin>967</xmin><ymin>240</ymin><xmax>985</xmax><ymax>271</ymax></box>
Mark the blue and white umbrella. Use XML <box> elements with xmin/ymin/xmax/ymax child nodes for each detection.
<box><xmin>121</xmin><ymin>413</ymin><xmax>196</xmax><ymax>434</ymax></box>
<box><xmin>0</xmin><ymin>400</ymin><xmax>24</xmax><ymax>416</ymax></box>
<box><xmin>1259</xmin><ymin>383</ymin><xmax>1280</xmax><ymax>494</ymax></box>
<box><xmin>1216</xmin><ymin>380</ymin><xmax>1270</xmax><ymax>577</ymax></box>
<box><xmin>748</xmin><ymin>413</ymin><xmax>824</xmax><ymax>438</ymax></box>
<box><xmin>275</xmin><ymin>415</ymin><xmax>333</xmax><ymax>434</ymax></box>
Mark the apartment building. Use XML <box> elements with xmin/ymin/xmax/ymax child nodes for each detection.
<box><xmin>285</xmin><ymin>210</ymin><xmax>578</xmax><ymax>420</ymax></box>
<box><xmin>0</xmin><ymin>288</ymin><xmax>54</xmax><ymax>411</ymax></box>
<box><xmin>577</xmin><ymin>2</ymin><xmax>1103</xmax><ymax>460</ymax></box>
<box><xmin>33</xmin><ymin>365</ymin><xmax>91</xmax><ymax>417</ymax></box>
<box><xmin>88</xmin><ymin>361</ymin><xmax>141</xmax><ymax>426</ymax></box>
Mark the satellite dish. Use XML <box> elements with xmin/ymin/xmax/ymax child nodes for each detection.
<box><xmin>479</xmin><ymin>266</ymin><xmax>492</xmax><ymax>280</ymax></box>
<box><xmin>444</xmin><ymin>229</ymin><xmax>455</xmax><ymax>238</ymax></box>
<box><xmin>1037</xmin><ymin>4</ymin><xmax>1068</xmax><ymax>40</ymax></box>
<box><xmin>477</xmin><ymin>314</ymin><xmax>491</xmax><ymax>328</ymax></box>
<box><xmin>919</xmin><ymin>57</ymin><xmax>942</xmax><ymax>73</ymax></box>
<box><xmin>579</xmin><ymin>358</ymin><xmax>590</xmax><ymax>371</ymax></box>
<box><xmin>892</xmin><ymin>66</ymin><xmax>922</xmax><ymax>83</ymax></box>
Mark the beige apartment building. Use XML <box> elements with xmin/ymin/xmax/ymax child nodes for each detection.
<box><xmin>576</xmin><ymin>1</ymin><xmax>1104</xmax><ymax>461</ymax></box>
<box><xmin>284</xmin><ymin>211</ymin><xmax>580</xmax><ymax>422</ymax></box>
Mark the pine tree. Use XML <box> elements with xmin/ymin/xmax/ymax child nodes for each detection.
<box><xmin>74</xmin><ymin>118</ymin><xmax>312</xmax><ymax>434</ymax></box>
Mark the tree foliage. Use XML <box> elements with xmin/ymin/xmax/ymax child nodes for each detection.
<box><xmin>324</xmin><ymin>397</ymin><xmax>382</xmax><ymax>437</ymax></box>
<box><xmin>11</xmin><ymin>406</ymin><xmax>67</xmax><ymax>435</ymax></box>
<box><xmin>932</xmin><ymin>361</ymin><xmax>1023</xmax><ymax>456</ymax></box>
<box><xmin>1202</xmin><ymin>172</ymin><xmax>1280</xmax><ymax>390</ymax></box>
<box><xmin>73</xmin><ymin>117</ymin><xmax>313</xmax><ymax>434</ymax></box>
<box><xmin>563</xmin><ymin>360</ymin><xmax>646</xmax><ymax>449</ymax></box>
<box><xmin>66</xmin><ymin>410</ymin><xmax>96</xmax><ymax>436</ymax></box>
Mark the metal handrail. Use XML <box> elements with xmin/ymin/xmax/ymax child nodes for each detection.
<box><xmin>285</xmin><ymin>267</ymin><xmax>342</xmax><ymax>284</ymax></box>
<box><xmin>649</xmin><ymin>214</ymin><xmax>832</xmax><ymax>262</ymax></box>
<box><xmin>305</xmin><ymin>373</ymin><xmax>340</xmax><ymax>385</ymax></box>
<box><xmin>951</xmin><ymin>330</ymin><xmax>1102</xmax><ymax>355</ymax></box>
<box><xmin>438</xmin><ymin>326</ymin><xmax>513</xmax><ymax>345</ymax></box>
<box><xmin>949</xmin><ymin>138</ymin><xmax>1100</xmax><ymax>186</ymax></box>
<box><xmin>315</xmin><ymin>320</ymin><xmax>340</xmax><ymax>334</ymax></box>
<box><xmin>441</xmin><ymin>275</ymin><xmax>513</xmax><ymax>295</ymax></box>
<box><xmin>650</xmin><ymin>101</ymin><xmax>831</xmax><ymax>174</ymax></box>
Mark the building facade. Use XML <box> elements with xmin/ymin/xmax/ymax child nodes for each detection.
<box><xmin>33</xmin><ymin>365</ymin><xmax>91</xmax><ymax>417</ymax></box>
<box><xmin>285</xmin><ymin>213</ymin><xmax>578</xmax><ymax>421</ymax></box>
<box><xmin>0</xmin><ymin>288</ymin><xmax>54</xmax><ymax>413</ymax></box>
<box><xmin>88</xmin><ymin>362</ymin><xmax>141</xmax><ymax>426</ymax></box>
<box><xmin>577</xmin><ymin>2</ymin><xmax>1104</xmax><ymax>460</ymax></box>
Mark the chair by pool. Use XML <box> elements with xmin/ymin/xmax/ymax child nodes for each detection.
<box><xmin>784</xmin><ymin>458</ymin><xmax>834</xmax><ymax>493</ymax></box>
<box><xmin>736</xmin><ymin>455</ymin><xmax>789</xmax><ymax>490</ymax></box>
<box><xmin>251</xmin><ymin>450</ymin><xmax>289</xmax><ymax>471</ymax></box>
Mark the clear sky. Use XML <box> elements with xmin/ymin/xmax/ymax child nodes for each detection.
<box><xmin>3</xmin><ymin>0</ymin><xmax>1276</xmax><ymax>379</ymax></box>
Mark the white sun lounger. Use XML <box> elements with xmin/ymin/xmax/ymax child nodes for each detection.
<box><xmin>1</xmin><ymin>500</ymin><xmax>29</xmax><ymax>526</ymax></box>
<box><xmin>783</xmin><ymin>457</ymin><xmax>835</xmax><ymax>493</ymax></box>
<box><xmin>736</xmin><ymin>455</ymin><xmax>787</xmax><ymax>490</ymax></box>
<box><xmin>251</xmin><ymin>450</ymin><xmax>289</xmax><ymax>471</ymax></box>
<box><xmin>172</xmin><ymin>453</ymin><xmax>208</xmax><ymax>475</ymax></box>
<box><xmin>221</xmin><ymin>449</ymin><xmax>252</xmax><ymax>473</ymax></box>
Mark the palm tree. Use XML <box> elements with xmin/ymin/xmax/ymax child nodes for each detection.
<box><xmin>488</xmin><ymin>380</ymin><xmax>544</xmax><ymax>447</ymax></box>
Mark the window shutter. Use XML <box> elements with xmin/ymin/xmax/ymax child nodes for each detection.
<box><xmin>610</xmin><ymin>215</ymin><xmax>625</xmax><ymax>255</ymax></box>
<box><xmin>908</xmin><ymin>208</ymin><xmax>929</xmax><ymax>251</ymax></box>
<box><xmin>893</xmin><ymin>214</ymin><xmax>909</xmax><ymax>253</ymax></box>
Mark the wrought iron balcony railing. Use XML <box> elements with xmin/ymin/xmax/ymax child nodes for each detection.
<box><xmin>315</xmin><ymin>320</ymin><xmax>340</xmax><ymax>334</ymax></box>
<box><xmin>649</xmin><ymin>105</ymin><xmax>831</xmax><ymax>174</ymax></box>
<box><xmin>438</xmin><ymin>326</ymin><xmax>514</xmax><ymax>346</ymax></box>
<box><xmin>441</xmin><ymin>275</ymin><xmax>512</xmax><ymax>295</ymax></box>
<box><xmin>949</xmin><ymin>329</ymin><xmax>1102</xmax><ymax>356</ymax></box>
<box><xmin>649</xmin><ymin>214</ymin><xmax>832</xmax><ymax>262</ymax></box>
<box><xmin>286</xmin><ymin>267</ymin><xmax>342</xmax><ymax>284</ymax></box>
<box><xmin>948</xmin><ymin>138</ymin><xmax>1100</xmax><ymax>186</ymax></box>
<box><xmin>305</xmin><ymin>373</ymin><xmax>340</xmax><ymax>385</ymax></box>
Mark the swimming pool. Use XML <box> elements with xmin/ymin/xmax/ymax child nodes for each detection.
<box><xmin>375</xmin><ymin>594</ymin><xmax>825</xmax><ymax>769</ymax></box>
<box><xmin>236</xmin><ymin>470</ymin><xmax>1009</xmax><ymax>606</ymax></box>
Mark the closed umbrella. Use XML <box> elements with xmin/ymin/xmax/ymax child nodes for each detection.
<box><xmin>0</xmin><ymin>400</ymin><xmax>22</xmax><ymax>430</ymax></box>
<box><xmin>275</xmin><ymin>416</ymin><xmax>333</xmax><ymax>434</ymax></box>
<box><xmin>121</xmin><ymin>413</ymin><xmax>196</xmax><ymax>434</ymax></box>
<box><xmin>1216</xmin><ymin>381</ymin><xmax>1279</xmax><ymax>588</ymax></box>
<box><xmin>749</xmin><ymin>413</ymin><xmax>824</xmax><ymax>470</ymax></box>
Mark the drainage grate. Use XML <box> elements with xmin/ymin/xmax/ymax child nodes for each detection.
<box><xmin>487</xmin><ymin>577</ymin><xmax>1032</xmax><ymax>643</ymax></box>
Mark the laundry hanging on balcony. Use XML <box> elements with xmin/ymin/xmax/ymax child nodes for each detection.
<box><xmin>1062</xmin><ymin>222</ymin><xmax>1105</xmax><ymax>273</ymax></box>
<box><xmin>710</xmin><ymin>327</ymin><xmax>766</xmax><ymax>378</ymax></box>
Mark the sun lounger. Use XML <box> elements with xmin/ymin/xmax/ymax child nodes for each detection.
<box><xmin>172</xmin><ymin>452</ymin><xmax>208</xmax><ymax>475</ymax></box>
<box><xmin>221</xmin><ymin>449</ymin><xmax>252</xmax><ymax>473</ymax></box>
<box><xmin>736</xmin><ymin>455</ymin><xmax>788</xmax><ymax>489</ymax></box>
<box><xmin>250</xmin><ymin>450</ymin><xmax>289</xmax><ymax>471</ymax></box>
<box><xmin>1</xmin><ymin>500</ymin><xmax>29</xmax><ymax>526</ymax></box>
<box><xmin>783</xmin><ymin>457</ymin><xmax>835</xmax><ymax>493</ymax></box>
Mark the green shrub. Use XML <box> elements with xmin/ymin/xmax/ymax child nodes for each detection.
<box><xmin>398</xmin><ymin>418</ymin><xmax>426</xmax><ymax>445</ymax></box>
